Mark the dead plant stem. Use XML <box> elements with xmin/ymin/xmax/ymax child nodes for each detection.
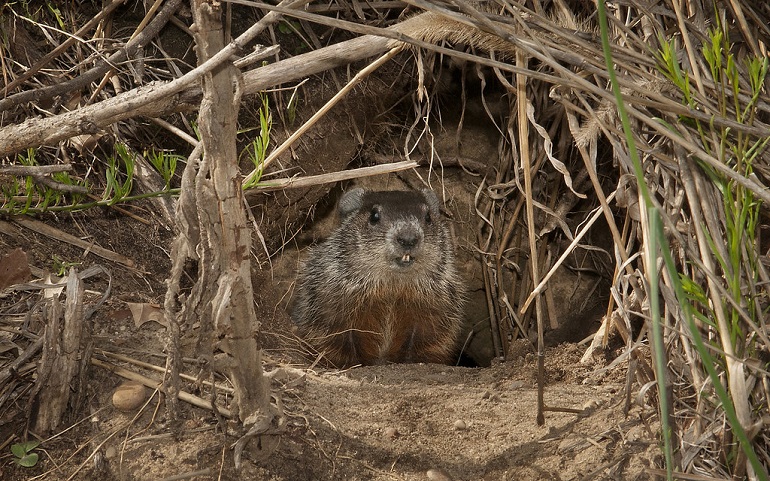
<box><xmin>242</xmin><ymin>46</ymin><xmax>400</xmax><ymax>183</ymax></box>
<box><xmin>521</xmin><ymin>190</ymin><xmax>618</xmax><ymax>312</ymax></box>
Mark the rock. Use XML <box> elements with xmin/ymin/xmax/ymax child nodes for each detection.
<box><xmin>452</xmin><ymin>419</ymin><xmax>467</xmax><ymax>431</ymax></box>
<box><xmin>104</xmin><ymin>445</ymin><xmax>117</xmax><ymax>459</ymax></box>
<box><xmin>112</xmin><ymin>381</ymin><xmax>147</xmax><ymax>411</ymax></box>
<box><xmin>383</xmin><ymin>426</ymin><xmax>400</xmax><ymax>440</ymax></box>
<box><xmin>426</xmin><ymin>468</ymin><xmax>454</xmax><ymax>481</ymax></box>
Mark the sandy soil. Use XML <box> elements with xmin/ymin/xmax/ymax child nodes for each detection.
<box><xmin>0</xmin><ymin>282</ymin><xmax>661</xmax><ymax>481</ymax></box>
<box><xmin>94</xmin><ymin>348</ymin><xmax>660</xmax><ymax>481</ymax></box>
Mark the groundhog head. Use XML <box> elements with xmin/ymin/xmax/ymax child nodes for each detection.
<box><xmin>336</xmin><ymin>188</ymin><xmax>447</xmax><ymax>277</ymax></box>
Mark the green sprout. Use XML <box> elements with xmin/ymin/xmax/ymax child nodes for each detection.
<box><xmin>103</xmin><ymin>143</ymin><xmax>135</xmax><ymax>205</ymax></box>
<box><xmin>11</xmin><ymin>441</ymin><xmax>40</xmax><ymax>468</ymax></box>
<box><xmin>241</xmin><ymin>93</ymin><xmax>272</xmax><ymax>190</ymax></box>
<box><xmin>147</xmin><ymin>149</ymin><xmax>180</xmax><ymax>189</ymax></box>
<box><xmin>52</xmin><ymin>255</ymin><xmax>81</xmax><ymax>277</ymax></box>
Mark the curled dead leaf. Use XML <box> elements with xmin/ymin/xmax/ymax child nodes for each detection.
<box><xmin>126</xmin><ymin>302</ymin><xmax>169</xmax><ymax>329</ymax></box>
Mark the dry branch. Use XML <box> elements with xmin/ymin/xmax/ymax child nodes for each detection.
<box><xmin>0</xmin><ymin>82</ymin><xmax>199</xmax><ymax>158</ymax></box>
<box><xmin>7</xmin><ymin>217</ymin><xmax>137</xmax><ymax>269</ymax></box>
<box><xmin>245</xmin><ymin>160</ymin><xmax>418</xmax><ymax>196</ymax></box>
<box><xmin>163</xmin><ymin>0</ymin><xmax>277</xmax><ymax>436</ymax></box>
<box><xmin>0</xmin><ymin>0</ymin><xmax>183</xmax><ymax>112</ymax></box>
<box><xmin>0</xmin><ymin>0</ymin><xmax>312</xmax><ymax>158</ymax></box>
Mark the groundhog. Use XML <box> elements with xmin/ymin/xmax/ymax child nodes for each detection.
<box><xmin>292</xmin><ymin>188</ymin><xmax>465</xmax><ymax>367</ymax></box>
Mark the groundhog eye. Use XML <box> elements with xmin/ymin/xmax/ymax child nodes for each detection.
<box><xmin>424</xmin><ymin>211</ymin><xmax>432</xmax><ymax>224</ymax></box>
<box><xmin>369</xmin><ymin>209</ymin><xmax>380</xmax><ymax>224</ymax></box>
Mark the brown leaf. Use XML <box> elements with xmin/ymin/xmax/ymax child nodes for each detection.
<box><xmin>126</xmin><ymin>302</ymin><xmax>169</xmax><ymax>329</ymax></box>
<box><xmin>0</xmin><ymin>248</ymin><xmax>32</xmax><ymax>290</ymax></box>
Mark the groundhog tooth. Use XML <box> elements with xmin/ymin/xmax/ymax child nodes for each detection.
<box><xmin>402</xmin><ymin>254</ymin><xmax>411</xmax><ymax>263</ymax></box>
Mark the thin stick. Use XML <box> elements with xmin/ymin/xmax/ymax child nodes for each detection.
<box><xmin>241</xmin><ymin>47</ymin><xmax>402</xmax><ymax>186</ymax></box>
<box><xmin>516</xmin><ymin>50</ymin><xmax>545</xmax><ymax>426</ymax></box>
<box><xmin>245</xmin><ymin>160</ymin><xmax>417</xmax><ymax>195</ymax></box>
<box><xmin>10</xmin><ymin>217</ymin><xmax>137</xmax><ymax>269</ymax></box>
<box><xmin>521</xmin><ymin>190</ymin><xmax>618</xmax><ymax>312</ymax></box>
<box><xmin>149</xmin><ymin>118</ymin><xmax>199</xmax><ymax>147</ymax></box>
<box><xmin>0</xmin><ymin>164</ymin><xmax>73</xmax><ymax>175</ymax></box>
<box><xmin>98</xmin><ymin>350</ymin><xmax>235</xmax><ymax>394</ymax></box>
<box><xmin>91</xmin><ymin>358</ymin><xmax>232</xmax><ymax>418</ymax></box>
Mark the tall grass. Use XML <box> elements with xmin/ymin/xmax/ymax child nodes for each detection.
<box><xmin>601</xmin><ymin>2</ymin><xmax>769</xmax><ymax>477</ymax></box>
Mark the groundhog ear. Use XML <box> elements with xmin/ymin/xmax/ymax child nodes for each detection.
<box><xmin>338</xmin><ymin>188</ymin><xmax>366</xmax><ymax>218</ymax></box>
<box><xmin>421</xmin><ymin>189</ymin><xmax>441</xmax><ymax>214</ymax></box>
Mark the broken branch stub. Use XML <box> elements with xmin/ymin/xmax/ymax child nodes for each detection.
<box><xmin>32</xmin><ymin>268</ymin><xmax>88</xmax><ymax>433</ymax></box>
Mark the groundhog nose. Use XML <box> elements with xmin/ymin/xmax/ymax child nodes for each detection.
<box><xmin>397</xmin><ymin>233</ymin><xmax>419</xmax><ymax>249</ymax></box>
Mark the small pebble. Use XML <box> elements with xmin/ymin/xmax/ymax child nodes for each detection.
<box><xmin>104</xmin><ymin>446</ymin><xmax>117</xmax><ymax>459</ymax></box>
<box><xmin>510</xmin><ymin>380</ymin><xmax>524</xmax><ymax>390</ymax></box>
<box><xmin>426</xmin><ymin>468</ymin><xmax>454</xmax><ymax>481</ymax></box>
<box><xmin>452</xmin><ymin>419</ymin><xmax>467</xmax><ymax>431</ymax></box>
<box><xmin>112</xmin><ymin>381</ymin><xmax>147</xmax><ymax>411</ymax></box>
<box><xmin>383</xmin><ymin>427</ymin><xmax>399</xmax><ymax>440</ymax></box>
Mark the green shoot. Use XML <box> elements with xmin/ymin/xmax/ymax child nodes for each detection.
<box><xmin>104</xmin><ymin>143</ymin><xmax>135</xmax><ymax>205</ymax></box>
<box><xmin>11</xmin><ymin>441</ymin><xmax>40</xmax><ymax>468</ymax></box>
<box><xmin>52</xmin><ymin>255</ymin><xmax>81</xmax><ymax>277</ymax></box>
<box><xmin>241</xmin><ymin>93</ymin><xmax>272</xmax><ymax>190</ymax></box>
<box><xmin>147</xmin><ymin>149</ymin><xmax>181</xmax><ymax>189</ymax></box>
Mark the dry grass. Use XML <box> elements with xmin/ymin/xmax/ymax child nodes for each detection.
<box><xmin>405</xmin><ymin>1</ymin><xmax>770</xmax><ymax>478</ymax></box>
<box><xmin>1</xmin><ymin>0</ymin><xmax>769</xmax><ymax>478</ymax></box>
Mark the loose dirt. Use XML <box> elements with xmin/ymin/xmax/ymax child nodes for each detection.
<box><xmin>0</xmin><ymin>212</ymin><xmax>661</xmax><ymax>480</ymax></box>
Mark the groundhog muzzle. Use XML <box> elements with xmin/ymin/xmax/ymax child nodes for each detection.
<box><xmin>292</xmin><ymin>188</ymin><xmax>466</xmax><ymax>367</ymax></box>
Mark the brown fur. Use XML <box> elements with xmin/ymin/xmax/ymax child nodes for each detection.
<box><xmin>292</xmin><ymin>188</ymin><xmax>465</xmax><ymax>367</ymax></box>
